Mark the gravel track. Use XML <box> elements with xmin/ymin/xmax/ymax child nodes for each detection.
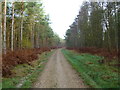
<box><xmin>33</xmin><ymin>49</ymin><xmax>86</xmax><ymax>88</ymax></box>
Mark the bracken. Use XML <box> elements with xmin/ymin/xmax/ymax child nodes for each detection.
<box><xmin>2</xmin><ymin>47</ymin><xmax>51</xmax><ymax>77</ymax></box>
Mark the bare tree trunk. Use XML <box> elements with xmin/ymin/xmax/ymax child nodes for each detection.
<box><xmin>3</xmin><ymin>0</ymin><xmax>7</xmax><ymax>54</ymax></box>
<box><xmin>20</xmin><ymin>0</ymin><xmax>24</xmax><ymax>49</ymax></box>
<box><xmin>36</xmin><ymin>29</ymin><xmax>39</xmax><ymax>48</ymax></box>
<box><xmin>11</xmin><ymin>2</ymin><xmax>14</xmax><ymax>51</ymax></box>
<box><xmin>31</xmin><ymin>23</ymin><xmax>34</xmax><ymax>48</ymax></box>
<box><xmin>32</xmin><ymin>25</ymin><xmax>34</xmax><ymax>48</ymax></box>
<box><xmin>38</xmin><ymin>32</ymin><xmax>40</xmax><ymax>48</ymax></box>
<box><xmin>0</xmin><ymin>2</ymin><xmax>2</xmax><ymax>54</ymax></box>
<box><xmin>0</xmin><ymin>2</ymin><xmax>2</xmax><ymax>64</ymax></box>
<box><xmin>114</xmin><ymin>2</ymin><xmax>118</xmax><ymax>53</ymax></box>
<box><xmin>0</xmin><ymin>2</ymin><xmax>2</xmax><ymax>80</ymax></box>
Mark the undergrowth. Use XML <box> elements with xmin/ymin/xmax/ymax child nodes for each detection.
<box><xmin>62</xmin><ymin>49</ymin><xmax>120</xmax><ymax>88</ymax></box>
<box><xmin>2</xmin><ymin>50</ymin><xmax>54</xmax><ymax>88</ymax></box>
<box><xmin>2</xmin><ymin>48</ymin><xmax>51</xmax><ymax>77</ymax></box>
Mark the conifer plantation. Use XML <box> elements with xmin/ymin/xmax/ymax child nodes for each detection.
<box><xmin>1</xmin><ymin>2</ymin><xmax>60</xmax><ymax>77</ymax></box>
<box><xmin>65</xmin><ymin>1</ymin><xmax>119</xmax><ymax>62</ymax></box>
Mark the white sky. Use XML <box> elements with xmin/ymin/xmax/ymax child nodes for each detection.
<box><xmin>42</xmin><ymin>0</ymin><xmax>84</xmax><ymax>39</ymax></box>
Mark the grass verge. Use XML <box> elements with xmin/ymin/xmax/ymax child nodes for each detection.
<box><xmin>62</xmin><ymin>49</ymin><xmax>120</xmax><ymax>88</ymax></box>
<box><xmin>2</xmin><ymin>50</ymin><xmax>54</xmax><ymax>88</ymax></box>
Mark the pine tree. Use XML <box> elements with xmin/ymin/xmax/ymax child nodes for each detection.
<box><xmin>3</xmin><ymin>0</ymin><xmax>7</xmax><ymax>54</ymax></box>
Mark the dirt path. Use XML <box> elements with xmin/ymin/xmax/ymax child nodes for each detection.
<box><xmin>33</xmin><ymin>49</ymin><xmax>87</xmax><ymax>88</ymax></box>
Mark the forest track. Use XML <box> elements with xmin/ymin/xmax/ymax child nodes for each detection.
<box><xmin>33</xmin><ymin>49</ymin><xmax>86</xmax><ymax>88</ymax></box>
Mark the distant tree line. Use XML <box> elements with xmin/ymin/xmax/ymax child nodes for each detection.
<box><xmin>65</xmin><ymin>1</ymin><xmax>119</xmax><ymax>52</ymax></box>
<box><xmin>1</xmin><ymin>1</ymin><xmax>60</xmax><ymax>54</ymax></box>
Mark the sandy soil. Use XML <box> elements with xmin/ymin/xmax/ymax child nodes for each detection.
<box><xmin>33</xmin><ymin>49</ymin><xmax>87</xmax><ymax>88</ymax></box>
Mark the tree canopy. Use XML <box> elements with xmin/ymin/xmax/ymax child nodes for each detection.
<box><xmin>2</xmin><ymin>1</ymin><xmax>61</xmax><ymax>53</ymax></box>
<box><xmin>65</xmin><ymin>1</ymin><xmax>119</xmax><ymax>52</ymax></box>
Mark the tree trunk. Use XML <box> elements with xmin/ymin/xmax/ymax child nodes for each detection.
<box><xmin>32</xmin><ymin>24</ymin><xmax>34</xmax><ymax>48</ymax></box>
<box><xmin>31</xmin><ymin>23</ymin><xmax>34</xmax><ymax>48</ymax></box>
<box><xmin>114</xmin><ymin>2</ymin><xmax>118</xmax><ymax>53</ymax></box>
<box><xmin>0</xmin><ymin>2</ymin><xmax>2</xmax><ymax>78</ymax></box>
<box><xmin>11</xmin><ymin>2</ymin><xmax>14</xmax><ymax>51</ymax></box>
<box><xmin>20</xmin><ymin>0</ymin><xmax>24</xmax><ymax>49</ymax></box>
<box><xmin>0</xmin><ymin>2</ymin><xmax>2</xmax><ymax>55</ymax></box>
<box><xmin>3</xmin><ymin>0</ymin><xmax>7</xmax><ymax>54</ymax></box>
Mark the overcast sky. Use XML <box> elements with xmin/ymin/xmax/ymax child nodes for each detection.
<box><xmin>42</xmin><ymin>0</ymin><xmax>84</xmax><ymax>39</ymax></box>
